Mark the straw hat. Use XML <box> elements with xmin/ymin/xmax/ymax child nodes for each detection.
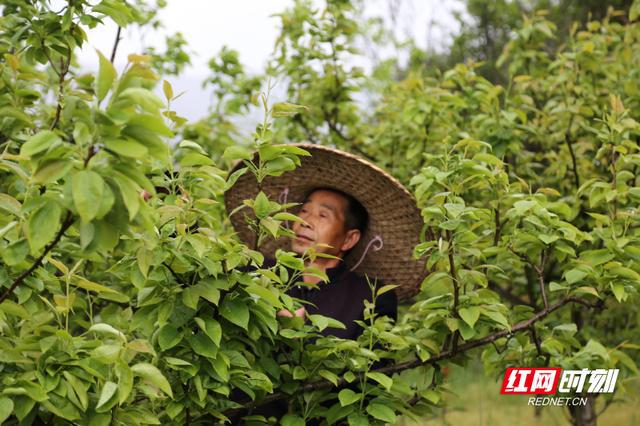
<box><xmin>224</xmin><ymin>143</ymin><xmax>426</xmax><ymax>301</ymax></box>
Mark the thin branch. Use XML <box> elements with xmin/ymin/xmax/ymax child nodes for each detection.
<box><xmin>0</xmin><ymin>212</ymin><xmax>74</xmax><ymax>303</ymax></box>
<box><xmin>162</xmin><ymin>262</ymin><xmax>186</xmax><ymax>287</ymax></box>
<box><xmin>493</xmin><ymin>207</ymin><xmax>501</xmax><ymax>245</ymax></box>
<box><xmin>445</xmin><ymin>229</ymin><xmax>460</xmax><ymax>354</ymax></box>
<box><xmin>50</xmin><ymin>49</ymin><xmax>72</xmax><ymax>130</ymax></box>
<box><xmin>564</xmin><ymin>113</ymin><xmax>580</xmax><ymax>190</ymax></box>
<box><xmin>110</xmin><ymin>26</ymin><xmax>122</xmax><ymax>64</ymax></box>
<box><xmin>537</xmin><ymin>249</ymin><xmax>549</xmax><ymax>310</ymax></box>
<box><xmin>225</xmin><ymin>296</ymin><xmax>596</xmax><ymax>417</ymax></box>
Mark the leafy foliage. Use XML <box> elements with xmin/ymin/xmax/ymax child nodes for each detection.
<box><xmin>0</xmin><ymin>0</ymin><xmax>639</xmax><ymax>425</ymax></box>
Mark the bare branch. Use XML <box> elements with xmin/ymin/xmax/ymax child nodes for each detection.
<box><xmin>538</xmin><ymin>249</ymin><xmax>549</xmax><ymax>310</ymax></box>
<box><xmin>564</xmin><ymin>113</ymin><xmax>580</xmax><ymax>190</ymax></box>
<box><xmin>110</xmin><ymin>26</ymin><xmax>122</xmax><ymax>63</ymax></box>
<box><xmin>0</xmin><ymin>212</ymin><xmax>74</xmax><ymax>303</ymax></box>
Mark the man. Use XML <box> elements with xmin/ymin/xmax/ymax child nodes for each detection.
<box><xmin>225</xmin><ymin>143</ymin><xmax>426</xmax><ymax>308</ymax></box>
<box><xmin>276</xmin><ymin>186</ymin><xmax>397</xmax><ymax>339</ymax></box>
<box><xmin>224</xmin><ymin>143</ymin><xmax>426</xmax><ymax>422</ymax></box>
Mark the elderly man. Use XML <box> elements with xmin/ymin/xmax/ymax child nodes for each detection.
<box><xmin>275</xmin><ymin>186</ymin><xmax>397</xmax><ymax>338</ymax></box>
<box><xmin>224</xmin><ymin>143</ymin><xmax>425</xmax><ymax>423</ymax></box>
<box><xmin>225</xmin><ymin>143</ymin><xmax>425</xmax><ymax>337</ymax></box>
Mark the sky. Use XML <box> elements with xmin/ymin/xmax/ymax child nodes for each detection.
<box><xmin>75</xmin><ymin>0</ymin><xmax>463</xmax><ymax>122</ymax></box>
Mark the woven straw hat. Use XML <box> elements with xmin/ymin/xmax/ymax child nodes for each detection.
<box><xmin>224</xmin><ymin>143</ymin><xmax>426</xmax><ymax>300</ymax></box>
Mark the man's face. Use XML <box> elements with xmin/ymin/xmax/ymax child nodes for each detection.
<box><xmin>291</xmin><ymin>189</ymin><xmax>359</xmax><ymax>257</ymax></box>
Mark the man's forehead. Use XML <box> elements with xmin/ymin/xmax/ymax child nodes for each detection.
<box><xmin>303</xmin><ymin>189</ymin><xmax>348</xmax><ymax>212</ymax></box>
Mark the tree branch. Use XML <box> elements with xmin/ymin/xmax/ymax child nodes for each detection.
<box><xmin>493</xmin><ymin>207</ymin><xmax>501</xmax><ymax>245</ymax></box>
<box><xmin>50</xmin><ymin>48</ymin><xmax>72</xmax><ymax>130</ymax></box>
<box><xmin>110</xmin><ymin>26</ymin><xmax>122</xmax><ymax>64</ymax></box>
<box><xmin>162</xmin><ymin>261</ymin><xmax>186</xmax><ymax>287</ymax></box>
<box><xmin>537</xmin><ymin>249</ymin><xmax>549</xmax><ymax>310</ymax></box>
<box><xmin>224</xmin><ymin>296</ymin><xmax>597</xmax><ymax>418</ymax></box>
<box><xmin>0</xmin><ymin>212</ymin><xmax>74</xmax><ymax>303</ymax></box>
<box><xmin>564</xmin><ymin>113</ymin><xmax>580</xmax><ymax>190</ymax></box>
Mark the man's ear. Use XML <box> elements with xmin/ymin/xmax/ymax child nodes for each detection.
<box><xmin>340</xmin><ymin>229</ymin><xmax>361</xmax><ymax>252</ymax></box>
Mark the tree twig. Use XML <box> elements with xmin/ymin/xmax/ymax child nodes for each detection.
<box><xmin>537</xmin><ymin>249</ymin><xmax>549</xmax><ymax>310</ymax></box>
<box><xmin>0</xmin><ymin>212</ymin><xmax>74</xmax><ymax>303</ymax></box>
<box><xmin>564</xmin><ymin>113</ymin><xmax>580</xmax><ymax>190</ymax></box>
<box><xmin>50</xmin><ymin>49</ymin><xmax>72</xmax><ymax>130</ymax></box>
<box><xmin>162</xmin><ymin>261</ymin><xmax>186</xmax><ymax>287</ymax></box>
<box><xmin>110</xmin><ymin>26</ymin><xmax>122</xmax><ymax>64</ymax></box>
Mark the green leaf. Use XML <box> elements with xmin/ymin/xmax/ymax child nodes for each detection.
<box><xmin>319</xmin><ymin>370</ymin><xmax>338</xmax><ymax>386</ymax></box>
<box><xmin>458</xmin><ymin>320</ymin><xmax>476</xmax><ymax>340</ymax></box>
<box><xmin>260</xmin><ymin>216</ymin><xmax>282</xmax><ymax>237</ymax></box>
<box><xmin>158</xmin><ymin>324</ymin><xmax>182</xmax><ymax>350</ymax></box>
<box><xmin>73</xmin><ymin>170</ymin><xmax>104</xmax><ymax>223</ymax></box>
<box><xmin>253</xmin><ymin>191</ymin><xmax>271</xmax><ymax>219</ymax></box>
<box><xmin>481</xmin><ymin>310</ymin><xmax>510</xmax><ymax>329</ymax></box>
<box><xmin>131</xmin><ymin>363</ymin><xmax>173</xmax><ymax>398</ymax></box>
<box><xmin>281</xmin><ymin>414</ymin><xmax>305</xmax><ymax>426</ymax></box>
<box><xmin>71</xmin><ymin>275</ymin><xmax>119</xmax><ymax>294</ymax></box>
<box><xmin>611</xmin><ymin>282</ymin><xmax>626</xmax><ymax>302</ymax></box>
<box><xmin>195</xmin><ymin>317</ymin><xmax>222</xmax><ymax>346</ymax></box>
<box><xmin>178</xmin><ymin>140</ymin><xmax>207</xmax><ymax>155</ymax></box>
<box><xmin>338</xmin><ymin>389</ymin><xmax>360</xmax><ymax>406</ymax></box>
<box><xmin>366</xmin><ymin>372</ymin><xmax>393</xmax><ymax>390</ymax></box>
<box><xmin>27</xmin><ymin>201</ymin><xmax>61</xmax><ymax>253</ymax></box>
<box><xmin>609</xmin><ymin>266</ymin><xmax>640</xmax><ymax>281</ymax></box>
<box><xmin>220</xmin><ymin>297</ymin><xmax>250</xmax><ymax>329</ymax></box>
<box><xmin>163</xmin><ymin>80</ymin><xmax>174</xmax><ymax>101</ymax></box>
<box><xmin>20</xmin><ymin>130</ymin><xmax>61</xmax><ymax>157</ymax></box>
<box><xmin>32</xmin><ymin>160</ymin><xmax>73</xmax><ymax>184</ymax></box>
<box><xmin>0</xmin><ymin>397</ymin><xmax>14</xmax><ymax>424</ymax></box>
<box><xmin>272</xmin><ymin>102</ymin><xmax>308</xmax><ymax>117</ymax></box>
<box><xmin>211</xmin><ymin>355</ymin><xmax>229</xmax><ymax>381</ymax></box>
<box><xmin>93</xmin><ymin>0</ymin><xmax>134</xmax><ymax>26</ymax></box>
<box><xmin>196</xmin><ymin>278</ymin><xmax>221</xmax><ymax>305</ymax></box>
<box><xmin>366</xmin><ymin>403</ymin><xmax>396</xmax><ymax>423</ymax></box>
<box><xmin>579</xmin><ymin>249</ymin><xmax>615</xmax><ymax>267</ymax></box>
<box><xmin>118</xmin><ymin>88</ymin><xmax>164</xmax><ymax>112</ymax></box>
<box><xmin>96</xmin><ymin>50</ymin><xmax>116</xmax><ymax>101</ymax></box>
<box><xmin>104</xmin><ymin>138</ymin><xmax>148</xmax><ymax>158</ymax></box>
<box><xmin>245</xmin><ymin>282</ymin><xmax>281</xmax><ymax>307</ymax></box>
<box><xmin>112</xmin><ymin>172</ymin><xmax>140</xmax><ymax>220</ymax></box>
<box><xmin>116</xmin><ymin>362</ymin><xmax>133</xmax><ymax>405</ymax></box>
<box><xmin>0</xmin><ymin>193</ymin><xmax>21</xmax><ymax>216</ymax></box>
<box><xmin>376</xmin><ymin>284</ymin><xmax>398</xmax><ymax>296</ymax></box>
<box><xmin>565</xmin><ymin>268</ymin><xmax>588</xmax><ymax>284</ymax></box>
<box><xmin>89</xmin><ymin>323</ymin><xmax>126</xmax><ymax>342</ymax></box>
<box><xmin>631</xmin><ymin>0</ymin><xmax>640</xmax><ymax>21</ymax></box>
<box><xmin>188</xmin><ymin>333</ymin><xmax>218</xmax><ymax>358</ymax></box>
<box><xmin>574</xmin><ymin>286</ymin><xmax>600</xmax><ymax>298</ymax></box>
<box><xmin>222</xmin><ymin>145</ymin><xmax>252</xmax><ymax>161</ymax></box>
<box><xmin>347</xmin><ymin>413</ymin><xmax>370</xmax><ymax>426</ymax></box>
<box><xmin>96</xmin><ymin>381</ymin><xmax>118</xmax><ymax>411</ymax></box>
<box><xmin>62</xmin><ymin>372</ymin><xmax>88</xmax><ymax>411</ymax></box>
<box><xmin>459</xmin><ymin>306</ymin><xmax>480</xmax><ymax>328</ymax></box>
<box><xmin>92</xmin><ymin>344</ymin><xmax>121</xmax><ymax>363</ymax></box>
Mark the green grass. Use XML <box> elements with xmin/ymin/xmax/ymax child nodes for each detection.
<box><xmin>394</xmin><ymin>364</ymin><xmax>640</xmax><ymax>426</ymax></box>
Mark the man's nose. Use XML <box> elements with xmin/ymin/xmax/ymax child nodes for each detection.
<box><xmin>298</xmin><ymin>213</ymin><xmax>314</xmax><ymax>229</ymax></box>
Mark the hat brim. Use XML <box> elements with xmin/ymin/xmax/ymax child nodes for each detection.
<box><xmin>224</xmin><ymin>143</ymin><xmax>426</xmax><ymax>300</ymax></box>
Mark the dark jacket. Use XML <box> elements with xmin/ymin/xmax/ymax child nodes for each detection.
<box><xmin>282</xmin><ymin>259</ymin><xmax>398</xmax><ymax>339</ymax></box>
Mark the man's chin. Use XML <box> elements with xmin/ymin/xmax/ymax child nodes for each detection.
<box><xmin>291</xmin><ymin>240</ymin><xmax>313</xmax><ymax>255</ymax></box>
